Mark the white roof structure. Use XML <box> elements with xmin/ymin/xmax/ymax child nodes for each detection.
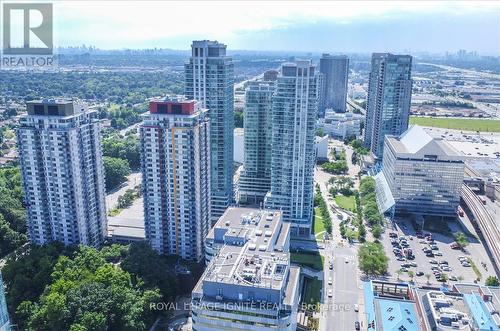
<box><xmin>386</xmin><ymin>125</ymin><xmax>463</xmax><ymax>161</ymax></box>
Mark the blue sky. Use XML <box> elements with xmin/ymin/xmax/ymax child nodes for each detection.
<box><xmin>52</xmin><ymin>1</ymin><xmax>500</xmax><ymax>54</ymax></box>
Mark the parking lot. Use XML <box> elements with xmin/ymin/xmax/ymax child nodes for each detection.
<box><xmin>381</xmin><ymin>215</ymin><xmax>497</xmax><ymax>285</ymax></box>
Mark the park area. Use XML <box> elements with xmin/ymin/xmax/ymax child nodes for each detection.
<box><xmin>334</xmin><ymin>195</ymin><xmax>356</xmax><ymax>212</ymax></box>
<box><xmin>409</xmin><ymin>116</ymin><xmax>500</xmax><ymax>132</ymax></box>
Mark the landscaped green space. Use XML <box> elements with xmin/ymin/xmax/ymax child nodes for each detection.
<box><xmin>335</xmin><ymin>195</ymin><xmax>356</xmax><ymax>212</ymax></box>
<box><xmin>302</xmin><ymin>277</ymin><xmax>322</xmax><ymax>309</ymax></box>
<box><xmin>313</xmin><ymin>208</ymin><xmax>326</xmax><ymax>236</ymax></box>
<box><xmin>291</xmin><ymin>252</ymin><xmax>324</xmax><ymax>271</ymax></box>
<box><xmin>409</xmin><ymin>116</ymin><xmax>500</xmax><ymax>132</ymax></box>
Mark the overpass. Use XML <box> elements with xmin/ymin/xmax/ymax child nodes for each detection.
<box><xmin>346</xmin><ymin>97</ymin><xmax>366</xmax><ymax>115</ymax></box>
<box><xmin>461</xmin><ymin>184</ymin><xmax>500</xmax><ymax>277</ymax></box>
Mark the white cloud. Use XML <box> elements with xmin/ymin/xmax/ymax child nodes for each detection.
<box><xmin>51</xmin><ymin>1</ymin><xmax>500</xmax><ymax>49</ymax></box>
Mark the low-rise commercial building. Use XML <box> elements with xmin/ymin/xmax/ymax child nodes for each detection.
<box><xmin>364</xmin><ymin>280</ymin><xmax>422</xmax><ymax>331</ymax></box>
<box><xmin>323</xmin><ymin>110</ymin><xmax>363</xmax><ymax>140</ymax></box>
<box><xmin>414</xmin><ymin>284</ymin><xmax>500</xmax><ymax>331</ymax></box>
<box><xmin>192</xmin><ymin>207</ymin><xmax>299</xmax><ymax>331</ymax></box>
<box><xmin>315</xmin><ymin>135</ymin><xmax>329</xmax><ymax>161</ymax></box>
<box><xmin>377</xmin><ymin>125</ymin><xmax>464</xmax><ymax>217</ymax></box>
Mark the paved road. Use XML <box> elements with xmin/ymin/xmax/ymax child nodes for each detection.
<box><xmin>320</xmin><ymin>242</ymin><xmax>360</xmax><ymax>331</ymax></box>
<box><xmin>314</xmin><ymin>138</ymin><xmax>363</xmax><ymax>331</ymax></box>
<box><xmin>119</xmin><ymin>122</ymin><xmax>140</xmax><ymax>136</ymax></box>
<box><xmin>105</xmin><ymin>172</ymin><xmax>142</xmax><ymax>210</ymax></box>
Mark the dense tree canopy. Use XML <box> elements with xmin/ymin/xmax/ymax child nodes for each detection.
<box><xmin>102</xmin><ymin>134</ymin><xmax>141</xmax><ymax>169</ymax></box>
<box><xmin>0</xmin><ymin>167</ymin><xmax>27</xmax><ymax>256</ymax></box>
<box><xmin>103</xmin><ymin>156</ymin><xmax>131</xmax><ymax>192</ymax></box>
<box><xmin>3</xmin><ymin>243</ymin><xmax>186</xmax><ymax>331</ymax></box>
<box><xmin>358</xmin><ymin>242</ymin><xmax>389</xmax><ymax>275</ymax></box>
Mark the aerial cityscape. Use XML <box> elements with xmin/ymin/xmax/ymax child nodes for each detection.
<box><xmin>0</xmin><ymin>1</ymin><xmax>500</xmax><ymax>331</ymax></box>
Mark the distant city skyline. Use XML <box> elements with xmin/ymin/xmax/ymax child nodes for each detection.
<box><xmin>52</xmin><ymin>1</ymin><xmax>500</xmax><ymax>54</ymax></box>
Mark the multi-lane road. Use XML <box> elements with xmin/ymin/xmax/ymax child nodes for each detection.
<box><xmin>314</xmin><ymin>147</ymin><xmax>363</xmax><ymax>331</ymax></box>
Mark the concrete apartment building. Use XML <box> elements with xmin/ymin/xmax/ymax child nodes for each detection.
<box><xmin>17</xmin><ymin>100</ymin><xmax>107</xmax><ymax>247</ymax></box>
<box><xmin>376</xmin><ymin>125</ymin><xmax>464</xmax><ymax>217</ymax></box>
<box><xmin>140</xmin><ymin>97</ymin><xmax>210</xmax><ymax>261</ymax></box>
<box><xmin>319</xmin><ymin>54</ymin><xmax>349</xmax><ymax>115</ymax></box>
<box><xmin>185</xmin><ymin>40</ymin><xmax>234</xmax><ymax>223</ymax></box>
<box><xmin>323</xmin><ymin>110</ymin><xmax>363</xmax><ymax>140</ymax></box>
<box><xmin>364</xmin><ymin>53</ymin><xmax>413</xmax><ymax>159</ymax></box>
<box><xmin>264</xmin><ymin>60</ymin><xmax>319</xmax><ymax>236</ymax></box>
<box><xmin>192</xmin><ymin>207</ymin><xmax>299</xmax><ymax>331</ymax></box>
<box><xmin>237</xmin><ymin>81</ymin><xmax>274</xmax><ymax>205</ymax></box>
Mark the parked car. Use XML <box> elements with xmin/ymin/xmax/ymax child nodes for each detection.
<box><xmin>439</xmin><ymin>261</ymin><xmax>449</xmax><ymax>265</ymax></box>
<box><xmin>426</xmin><ymin>252</ymin><xmax>435</xmax><ymax>257</ymax></box>
<box><xmin>429</xmin><ymin>259</ymin><xmax>438</xmax><ymax>264</ymax></box>
<box><xmin>450</xmin><ymin>242</ymin><xmax>461</xmax><ymax>249</ymax></box>
<box><xmin>355</xmin><ymin>321</ymin><xmax>361</xmax><ymax>330</ymax></box>
<box><xmin>328</xmin><ymin>277</ymin><xmax>333</xmax><ymax>285</ymax></box>
<box><xmin>449</xmin><ymin>276</ymin><xmax>458</xmax><ymax>281</ymax></box>
<box><xmin>416</xmin><ymin>271</ymin><xmax>424</xmax><ymax>276</ymax></box>
<box><xmin>434</xmin><ymin>252</ymin><xmax>443</xmax><ymax>256</ymax></box>
<box><xmin>354</xmin><ymin>304</ymin><xmax>359</xmax><ymax>312</ymax></box>
<box><xmin>328</xmin><ymin>289</ymin><xmax>333</xmax><ymax>297</ymax></box>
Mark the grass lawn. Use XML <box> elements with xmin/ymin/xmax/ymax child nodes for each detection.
<box><xmin>335</xmin><ymin>195</ymin><xmax>356</xmax><ymax>212</ymax></box>
<box><xmin>410</xmin><ymin>116</ymin><xmax>500</xmax><ymax>132</ymax></box>
<box><xmin>313</xmin><ymin>207</ymin><xmax>326</xmax><ymax>236</ymax></box>
<box><xmin>291</xmin><ymin>252</ymin><xmax>324</xmax><ymax>271</ymax></box>
<box><xmin>303</xmin><ymin>277</ymin><xmax>322</xmax><ymax>308</ymax></box>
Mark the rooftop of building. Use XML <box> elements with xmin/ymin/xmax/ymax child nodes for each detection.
<box><xmin>25</xmin><ymin>99</ymin><xmax>89</xmax><ymax>117</ymax></box>
<box><xmin>107</xmin><ymin>198</ymin><xmax>145</xmax><ymax>241</ymax></box>
<box><xmin>415</xmin><ymin>285</ymin><xmax>500</xmax><ymax>331</ymax></box>
<box><xmin>206</xmin><ymin>207</ymin><xmax>289</xmax><ymax>252</ymax></box>
<box><xmin>385</xmin><ymin>125</ymin><xmax>464</xmax><ymax>161</ymax></box>
<box><xmin>320</xmin><ymin>53</ymin><xmax>348</xmax><ymax>59</ymax></box>
<box><xmin>364</xmin><ymin>281</ymin><xmax>420</xmax><ymax>331</ymax></box>
<box><xmin>324</xmin><ymin>110</ymin><xmax>364</xmax><ymax>120</ymax></box>
<box><xmin>147</xmin><ymin>96</ymin><xmax>204</xmax><ymax>116</ymax></box>
<box><xmin>455</xmin><ymin>283</ymin><xmax>500</xmax><ymax>329</ymax></box>
<box><xmin>197</xmin><ymin>207</ymin><xmax>292</xmax><ymax>296</ymax></box>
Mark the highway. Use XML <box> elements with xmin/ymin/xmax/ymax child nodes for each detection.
<box><xmin>347</xmin><ymin>97</ymin><xmax>366</xmax><ymax>115</ymax></box>
<box><xmin>461</xmin><ymin>184</ymin><xmax>500</xmax><ymax>276</ymax></box>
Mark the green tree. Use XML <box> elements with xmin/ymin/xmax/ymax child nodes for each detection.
<box><xmin>485</xmin><ymin>276</ymin><xmax>500</xmax><ymax>286</ymax></box>
<box><xmin>358</xmin><ymin>242</ymin><xmax>388</xmax><ymax>275</ymax></box>
<box><xmin>358</xmin><ymin>222</ymin><xmax>366</xmax><ymax>242</ymax></box>
<box><xmin>454</xmin><ymin>232</ymin><xmax>469</xmax><ymax>249</ymax></box>
<box><xmin>102</xmin><ymin>134</ymin><xmax>140</xmax><ymax>169</ymax></box>
<box><xmin>372</xmin><ymin>224</ymin><xmax>382</xmax><ymax>239</ymax></box>
<box><xmin>103</xmin><ymin>156</ymin><xmax>131</xmax><ymax>192</ymax></box>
